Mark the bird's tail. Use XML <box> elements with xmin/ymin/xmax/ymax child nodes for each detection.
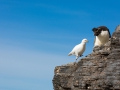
<box><xmin>68</xmin><ymin>52</ymin><xmax>72</xmax><ymax>56</ymax></box>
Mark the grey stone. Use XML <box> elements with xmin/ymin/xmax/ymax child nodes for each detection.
<box><xmin>115</xmin><ymin>25</ymin><xmax>120</xmax><ymax>32</ymax></box>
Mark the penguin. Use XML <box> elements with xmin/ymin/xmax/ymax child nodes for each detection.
<box><xmin>92</xmin><ymin>26</ymin><xmax>111</xmax><ymax>47</ymax></box>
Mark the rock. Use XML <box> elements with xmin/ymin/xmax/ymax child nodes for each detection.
<box><xmin>52</xmin><ymin>25</ymin><xmax>120</xmax><ymax>90</ymax></box>
<box><xmin>115</xmin><ymin>25</ymin><xmax>120</xmax><ymax>32</ymax></box>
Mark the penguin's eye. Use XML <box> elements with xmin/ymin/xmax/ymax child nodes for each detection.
<box><xmin>97</xmin><ymin>28</ymin><xmax>102</xmax><ymax>31</ymax></box>
<box><xmin>96</xmin><ymin>29</ymin><xmax>99</xmax><ymax>32</ymax></box>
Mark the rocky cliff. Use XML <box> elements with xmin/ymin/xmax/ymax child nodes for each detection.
<box><xmin>52</xmin><ymin>25</ymin><xmax>120</xmax><ymax>90</ymax></box>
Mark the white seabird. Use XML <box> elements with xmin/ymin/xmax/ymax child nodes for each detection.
<box><xmin>68</xmin><ymin>39</ymin><xmax>88</xmax><ymax>60</ymax></box>
<box><xmin>92</xmin><ymin>26</ymin><xmax>111</xmax><ymax>47</ymax></box>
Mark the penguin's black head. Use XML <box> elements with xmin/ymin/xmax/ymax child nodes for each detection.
<box><xmin>92</xmin><ymin>27</ymin><xmax>102</xmax><ymax>36</ymax></box>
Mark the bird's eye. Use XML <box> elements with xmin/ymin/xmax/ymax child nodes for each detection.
<box><xmin>96</xmin><ymin>29</ymin><xmax>99</xmax><ymax>32</ymax></box>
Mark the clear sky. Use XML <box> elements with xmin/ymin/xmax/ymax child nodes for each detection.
<box><xmin>0</xmin><ymin>0</ymin><xmax>120</xmax><ymax>90</ymax></box>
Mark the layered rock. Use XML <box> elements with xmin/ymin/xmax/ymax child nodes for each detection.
<box><xmin>53</xmin><ymin>25</ymin><xmax>120</xmax><ymax>90</ymax></box>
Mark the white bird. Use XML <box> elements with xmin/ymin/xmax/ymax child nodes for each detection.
<box><xmin>68</xmin><ymin>39</ymin><xmax>88</xmax><ymax>60</ymax></box>
<box><xmin>92</xmin><ymin>26</ymin><xmax>111</xmax><ymax>47</ymax></box>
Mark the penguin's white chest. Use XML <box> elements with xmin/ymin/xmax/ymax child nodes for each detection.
<box><xmin>94</xmin><ymin>31</ymin><xmax>109</xmax><ymax>47</ymax></box>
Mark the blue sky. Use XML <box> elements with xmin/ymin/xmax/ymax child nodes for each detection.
<box><xmin>0</xmin><ymin>0</ymin><xmax>120</xmax><ymax>90</ymax></box>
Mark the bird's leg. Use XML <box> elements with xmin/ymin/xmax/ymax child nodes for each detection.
<box><xmin>76</xmin><ymin>56</ymin><xmax>78</xmax><ymax>60</ymax></box>
<box><xmin>80</xmin><ymin>55</ymin><xmax>83</xmax><ymax>57</ymax></box>
<box><xmin>75</xmin><ymin>56</ymin><xmax>79</xmax><ymax>62</ymax></box>
<box><xmin>74</xmin><ymin>58</ymin><xmax>78</xmax><ymax>65</ymax></box>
